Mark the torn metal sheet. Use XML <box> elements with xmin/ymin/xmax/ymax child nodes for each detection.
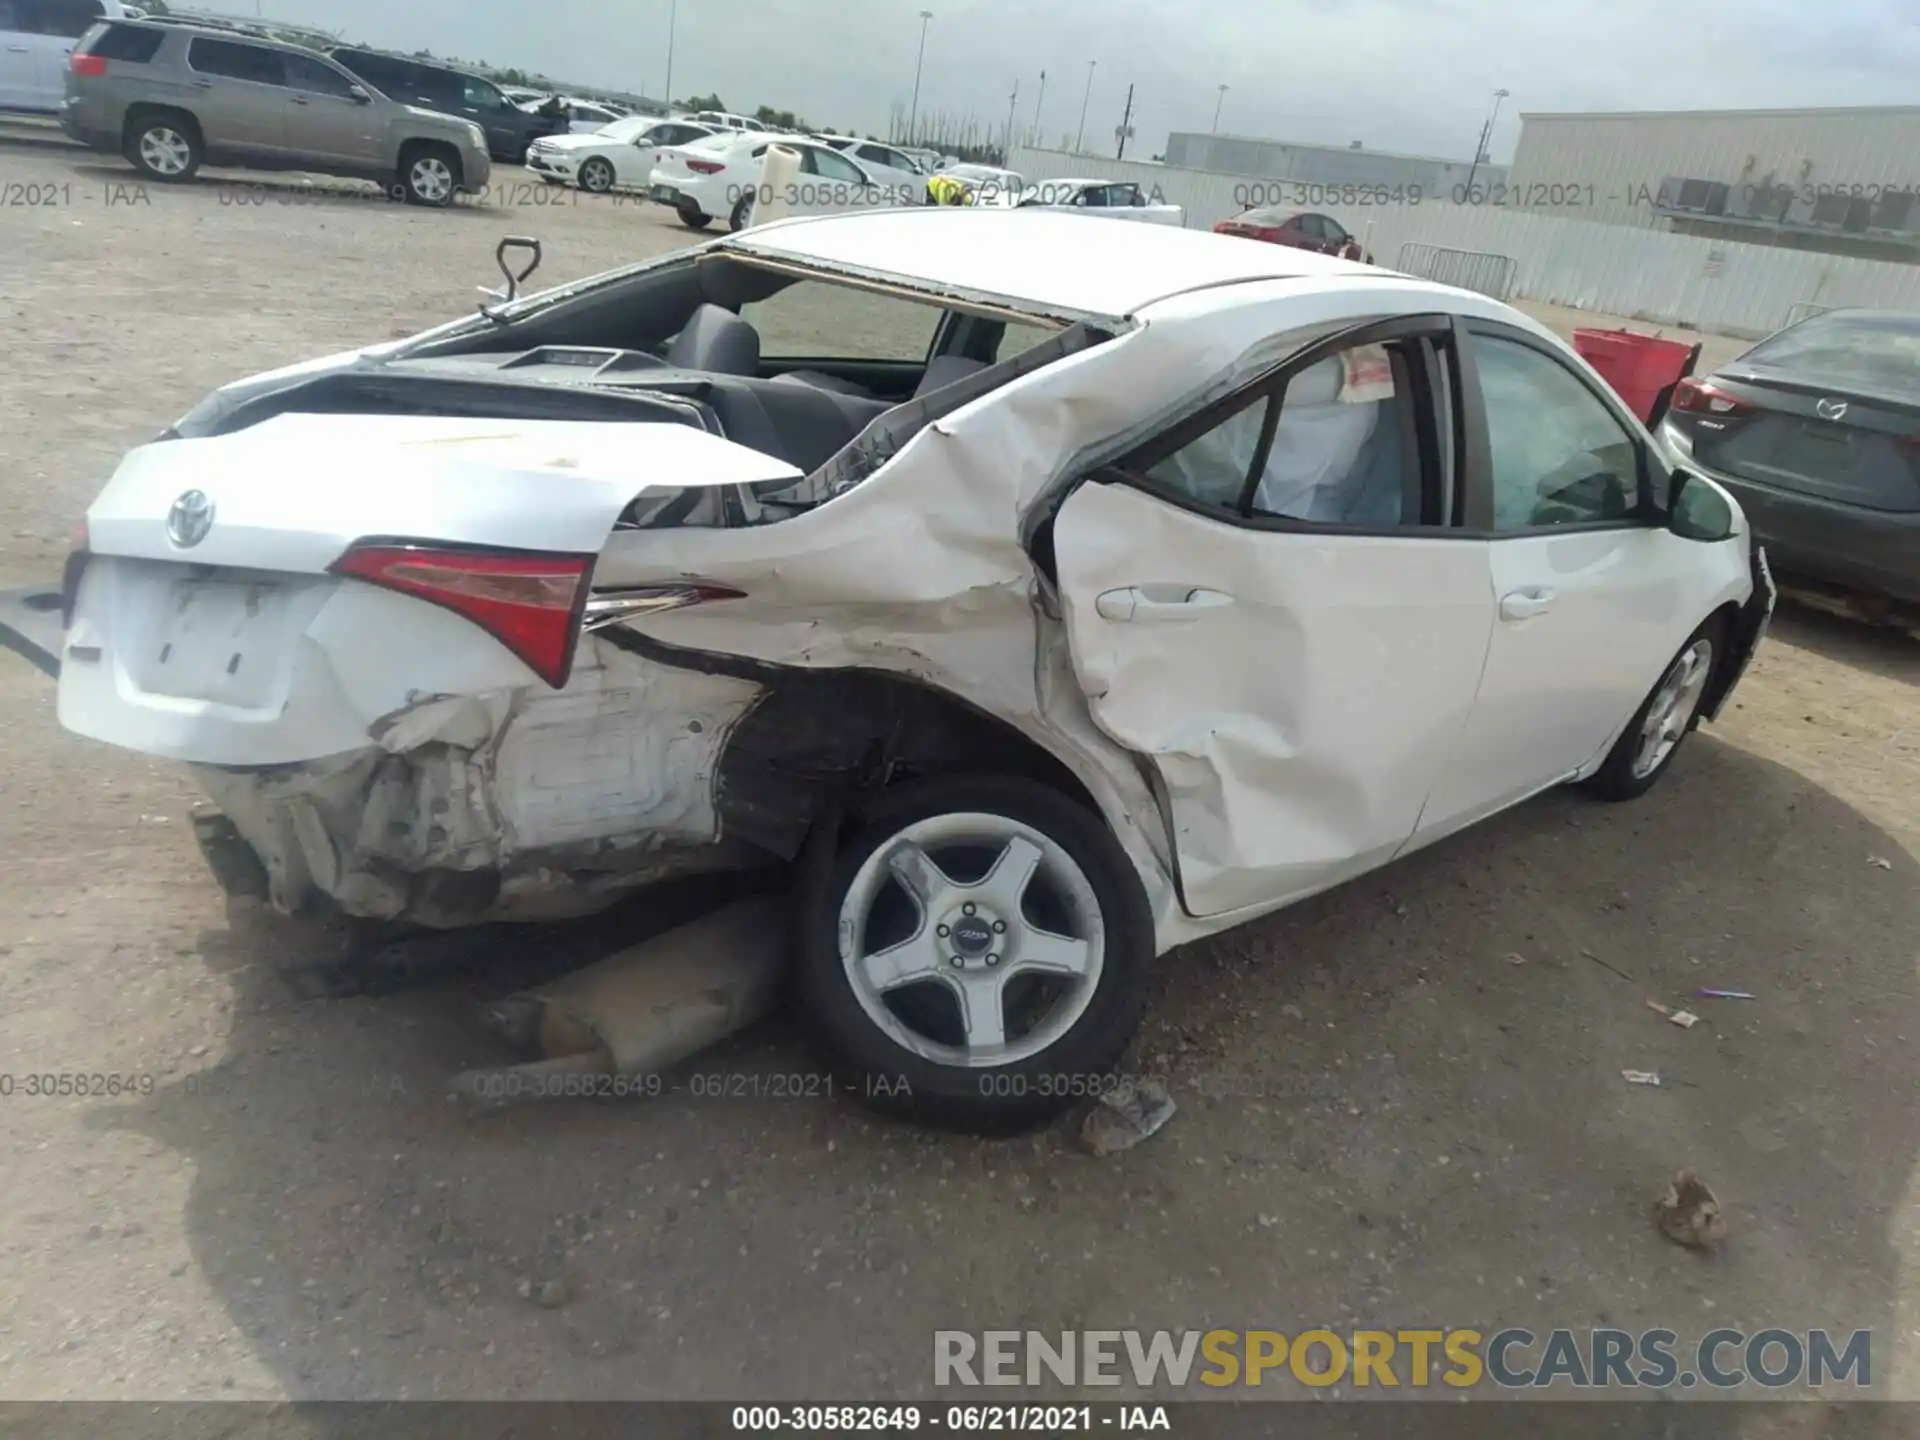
<box><xmin>450</xmin><ymin>894</ymin><xmax>789</xmax><ymax>1109</ymax></box>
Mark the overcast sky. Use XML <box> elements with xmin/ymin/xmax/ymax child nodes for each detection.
<box><xmin>266</xmin><ymin>0</ymin><xmax>1920</xmax><ymax>160</ymax></box>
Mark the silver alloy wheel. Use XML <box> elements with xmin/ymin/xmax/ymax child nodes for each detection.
<box><xmin>139</xmin><ymin>126</ymin><xmax>192</xmax><ymax>176</ymax></box>
<box><xmin>838</xmin><ymin>812</ymin><xmax>1106</xmax><ymax>1068</ymax></box>
<box><xmin>1631</xmin><ymin>638</ymin><xmax>1715</xmax><ymax>779</ymax></box>
<box><xmin>409</xmin><ymin>155</ymin><xmax>454</xmax><ymax>203</ymax></box>
<box><xmin>580</xmin><ymin>158</ymin><xmax>613</xmax><ymax>192</ymax></box>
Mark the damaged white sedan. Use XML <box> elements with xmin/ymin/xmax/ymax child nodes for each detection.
<box><xmin>0</xmin><ymin>209</ymin><xmax>1774</xmax><ymax>1129</ymax></box>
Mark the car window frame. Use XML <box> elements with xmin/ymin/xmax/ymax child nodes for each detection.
<box><xmin>186</xmin><ymin>36</ymin><xmax>289</xmax><ymax>87</ymax></box>
<box><xmin>1453</xmin><ymin>317</ymin><xmax>1663</xmax><ymax>536</ymax></box>
<box><xmin>1094</xmin><ymin>313</ymin><xmax>1466</xmax><ymax>538</ymax></box>
<box><xmin>282</xmin><ymin>52</ymin><xmax>360</xmax><ymax>99</ymax></box>
<box><xmin>810</xmin><ymin>146</ymin><xmax>867</xmax><ymax>185</ymax></box>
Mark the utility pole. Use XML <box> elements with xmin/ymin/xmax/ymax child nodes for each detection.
<box><xmin>1029</xmin><ymin>70</ymin><xmax>1046</xmax><ymax>148</ymax></box>
<box><xmin>1115</xmin><ymin>83</ymin><xmax>1134</xmax><ymax>160</ymax></box>
<box><xmin>1003</xmin><ymin>78</ymin><xmax>1019</xmax><ymax>162</ymax></box>
<box><xmin>1462</xmin><ymin>86</ymin><xmax>1508</xmax><ymax>195</ymax></box>
<box><xmin>907</xmin><ymin>10</ymin><xmax>933</xmax><ymax>147</ymax></box>
<box><xmin>1212</xmin><ymin>83</ymin><xmax>1226</xmax><ymax>133</ymax></box>
<box><xmin>1074</xmin><ymin>60</ymin><xmax>1096</xmax><ymax>152</ymax></box>
<box><xmin>662</xmin><ymin>0</ymin><xmax>678</xmax><ymax>109</ymax></box>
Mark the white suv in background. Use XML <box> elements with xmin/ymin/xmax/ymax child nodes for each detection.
<box><xmin>811</xmin><ymin>134</ymin><xmax>930</xmax><ymax>199</ymax></box>
<box><xmin>0</xmin><ymin>0</ymin><xmax>139</xmax><ymax>112</ymax></box>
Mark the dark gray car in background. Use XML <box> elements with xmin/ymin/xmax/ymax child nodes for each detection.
<box><xmin>1659</xmin><ymin>308</ymin><xmax>1920</xmax><ymax>611</ymax></box>
<box><xmin>326</xmin><ymin>47</ymin><xmax>565</xmax><ymax>164</ymax></box>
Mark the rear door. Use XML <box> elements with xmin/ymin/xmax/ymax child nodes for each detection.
<box><xmin>452</xmin><ymin>73</ymin><xmax>523</xmax><ymax>156</ymax></box>
<box><xmin>32</xmin><ymin>0</ymin><xmax>101</xmax><ymax>107</ymax></box>
<box><xmin>1049</xmin><ymin>316</ymin><xmax>1496</xmax><ymax>918</ymax></box>
<box><xmin>1416</xmin><ymin>320</ymin><xmax>1701</xmax><ymax>837</ymax></box>
<box><xmin>183</xmin><ymin>36</ymin><xmax>287</xmax><ymax>156</ymax></box>
<box><xmin>280</xmin><ymin>52</ymin><xmax>380</xmax><ymax>165</ymax></box>
<box><xmin>794</xmin><ymin>143</ymin><xmax>874</xmax><ymax>217</ymax></box>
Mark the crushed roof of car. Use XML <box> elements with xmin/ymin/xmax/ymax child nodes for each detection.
<box><xmin>723</xmin><ymin>208</ymin><xmax>1381</xmax><ymax>319</ymax></box>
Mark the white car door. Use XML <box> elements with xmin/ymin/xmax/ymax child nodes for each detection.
<box><xmin>1414</xmin><ymin>320</ymin><xmax>1710</xmax><ymax>838</ymax></box>
<box><xmin>0</xmin><ymin>0</ymin><xmax>36</xmax><ymax>109</ymax></box>
<box><xmin>1049</xmin><ymin>317</ymin><xmax>1498</xmax><ymax>919</ymax></box>
<box><xmin>10</xmin><ymin>0</ymin><xmax>100</xmax><ymax>111</ymax></box>
<box><xmin>795</xmin><ymin>143</ymin><xmax>878</xmax><ymax>217</ymax></box>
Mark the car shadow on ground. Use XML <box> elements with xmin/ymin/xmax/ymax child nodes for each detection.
<box><xmin>78</xmin><ymin>739</ymin><xmax>1920</xmax><ymax>1420</ymax></box>
<box><xmin>1769</xmin><ymin>598</ymin><xmax>1918</xmax><ymax>688</ymax></box>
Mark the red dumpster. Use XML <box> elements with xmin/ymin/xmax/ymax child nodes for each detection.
<box><xmin>1571</xmin><ymin>328</ymin><xmax>1699</xmax><ymax>424</ymax></box>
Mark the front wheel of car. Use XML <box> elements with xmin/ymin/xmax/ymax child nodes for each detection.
<box><xmin>1584</xmin><ymin>617</ymin><xmax>1726</xmax><ymax>802</ymax></box>
<box><xmin>676</xmin><ymin>200</ymin><xmax>711</xmax><ymax>230</ymax></box>
<box><xmin>794</xmin><ymin>775</ymin><xmax>1156</xmax><ymax>1134</ymax></box>
<box><xmin>398</xmin><ymin>144</ymin><xmax>460</xmax><ymax>207</ymax></box>
<box><xmin>578</xmin><ymin>157</ymin><xmax>615</xmax><ymax>193</ymax></box>
<box><xmin>125</xmin><ymin>113</ymin><xmax>202</xmax><ymax>183</ymax></box>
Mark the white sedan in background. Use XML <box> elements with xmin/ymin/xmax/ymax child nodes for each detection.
<box><xmin>650</xmin><ymin>134</ymin><xmax>913</xmax><ymax>231</ymax></box>
<box><xmin>518</xmin><ymin>95</ymin><xmax>623</xmax><ymax>134</ymax></box>
<box><xmin>526</xmin><ymin>117</ymin><xmax>717</xmax><ymax>192</ymax></box>
<box><xmin>810</xmin><ymin>135</ymin><xmax>932</xmax><ymax>200</ymax></box>
<box><xmin>0</xmin><ymin>210</ymin><xmax>1773</xmax><ymax>1132</ymax></box>
<box><xmin>1011</xmin><ymin>178</ymin><xmax>1184</xmax><ymax>224</ymax></box>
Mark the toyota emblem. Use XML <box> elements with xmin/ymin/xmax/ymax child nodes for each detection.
<box><xmin>1815</xmin><ymin>397</ymin><xmax>1849</xmax><ymax>422</ymax></box>
<box><xmin>166</xmin><ymin>489</ymin><xmax>215</xmax><ymax>548</ymax></box>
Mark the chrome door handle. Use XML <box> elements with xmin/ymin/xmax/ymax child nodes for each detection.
<box><xmin>1499</xmin><ymin>587</ymin><xmax>1556</xmax><ymax>621</ymax></box>
<box><xmin>1094</xmin><ymin>586</ymin><xmax>1235</xmax><ymax>623</ymax></box>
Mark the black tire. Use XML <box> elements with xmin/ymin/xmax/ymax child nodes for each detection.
<box><xmin>578</xmin><ymin>157</ymin><xmax>615</xmax><ymax>194</ymax></box>
<box><xmin>793</xmin><ymin>774</ymin><xmax>1156</xmax><ymax>1134</ymax></box>
<box><xmin>1584</xmin><ymin>615</ymin><xmax>1728</xmax><ymax>802</ymax></box>
<box><xmin>397</xmin><ymin>143</ymin><xmax>461</xmax><ymax>207</ymax></box>
<box><xmin>729</xmin><ymin>193</ymin><xmax>753</xmax><ymax>231</ymax></box>
<box><xmin>676</xmin><ymin>200</ymin><xmax>711</xmax><ymax>230</ymax></box>
<box><xmin>124</xmin><ymin>111</ymin><xmax>202</xmax><ymax>183</ymax></box>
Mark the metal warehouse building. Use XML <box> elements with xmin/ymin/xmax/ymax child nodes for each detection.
<box><xmin>1506</xmin><ymin>105</ymin><xmax>1920</xmax><ymax>260</ymax></box>
<box><xmin>1163</xmin><ymin>132</ymin><xmax>1503</xmax><ymax>196</ymax></box>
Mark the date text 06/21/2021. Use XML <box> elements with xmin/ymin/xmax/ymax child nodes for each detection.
<box><xmin>729</xmin><ymin>1405</ymin><xmax>1171</xmax><ymax>1432</ymax></box>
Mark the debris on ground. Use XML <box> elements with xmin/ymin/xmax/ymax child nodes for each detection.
<box><xmin>1645</xmin><ymin>1000</ymin><xmax>1701</xmax><ymax>1029</ymax></box>
<box><xmin>1622</xmin><ymin>1070</ymin><xmax>1662</xmax><ymax>1087</ymax></box>
<box><xmin>1582</xmin><ymin>949</ymin><xmax>1637</xmax><ymax>985</ymax></box>
<box><xmin>1079</xmin><ymin>1078</ymin><xmax>1177</xmax><ymax>1156</ymax></box>
<box><xmin>449</xmin><ymin>896</ymin><xmax>789</xmax><ymax>1110</ymax></box>
<box><xmin>1655</xmin><ymin>1169</ymin><xmax>1728</xmax><ymax>1250</ymax></box>
<box><xmin>1696</xmin><ymin>989</ymin><xmax>1755</xmax><ymax>1001</ymax></box>
<box><xmin>1867</xmin><ymin>856</ymin><xmax>1893</xmax><ymax>870</ymax></box>
<box><xmin>1505</xmin><ymin>952</ymin><xmax>1528</xmax><ymax>966</ymax></box>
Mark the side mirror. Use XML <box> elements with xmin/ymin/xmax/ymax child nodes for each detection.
<box><xmin>347</xmin><ymin>84</ymin><xmax>371</xmax><ymax>104</ymax></box>
<box><xmin>1667</xmin><ymin>469</ymin><xmax>1736</xmax><ymax>543</ymax></box>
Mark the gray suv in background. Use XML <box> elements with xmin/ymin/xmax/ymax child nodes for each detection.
<box><xmin>61</xmin><ymin>18</ymin><xmax>492</xmax><ymax>205</ymax></box>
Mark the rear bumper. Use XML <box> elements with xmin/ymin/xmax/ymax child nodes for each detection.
<box><xmin>1663</xmin><ymin>424</ymin><xmax>1920</xmax><ymax>604</ymax></box>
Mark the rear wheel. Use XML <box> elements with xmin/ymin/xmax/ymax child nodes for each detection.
<box><xmin>398</xmin><ymin>144</ymin><xmax>460</xmax><ymax>207</ymax></box>
<box><xmin>729</xmin><ymin>193</ymin><xmax>753</xmax><ymax>231</ymax></box>
<box><xmin>578</xmin><ymin>156</ymin><xmax>614</xmax><ymax>193</ymax></box>
<box><xmin>676</xmin><ymin>199</ymin><xmax>711</xmax><ymax>230</ymax></box>
<box><xmin>794</xmin><ymin>775</ymin><xmax>1155</xmax><ymax>1134</ymax></box>
<box><xmin>1585</xmin><ymin>617</ymin><xmax>1725</xmax><ymax>801</ymax></box>
<box><xmin>125</xmin><ymin>112</ymin><xmax>201</xmax><ymax>182</ymax></box>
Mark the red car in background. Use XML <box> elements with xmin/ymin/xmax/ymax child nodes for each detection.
<box><xmin>1214</xmin><ymin>207</ymin><xmax>1371</xmax><ymax>262</ymax></box>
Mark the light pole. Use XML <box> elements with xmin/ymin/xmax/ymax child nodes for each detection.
<box><xmin>907</xmin><ymin>10</ymin><xmax>933</xmax><ymax>147</ymax></box>
<box><xmin>1074</xmin><ymin>60</ymin><xmax>1095</xmax><ymax>152</ymax></box>
<box><xmin>1463</xmin><ymin>86</ymin><xmax>1509</xmax><ymax>193</ymax></box>
<box><xmin>1212</xmin><ymin>83</ymin><xmax>1227</xmax><ymax>133</ymax></box>
<box><xmin>1029</xmin><ymin>69</ymin><xmax>1046</xmax><ymax>148</ymax></box>
<box><xmin>662</xmin><ymin>0</ymin><xmax>678</xmax><ymax>109</ymax></box>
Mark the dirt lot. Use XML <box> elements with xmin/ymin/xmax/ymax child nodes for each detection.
<box><xmin>1</xmin><ymin>128</ymin><xmax>1918</xmax><ymax>1414</ymax></box>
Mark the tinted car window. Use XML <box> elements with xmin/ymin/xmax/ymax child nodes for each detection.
<box><xmin>811</xmin><ymin>147</ymin><xmax>865</xmax><ymax>184</ymax></box>
<box><xmin>1738</xmin><ymin>311</ymin><xmax>1920</xmax><ymax>395</ymax></box>
<box><xmin>462</xmin><ymin>76</ymin><xmax>510</xmax><ymax>110</ymax></box>
<box><xmin>188</xmin><ymin>38</ymin><xmax>287</xmax><ymax>86</ymax></box>
<box><xmin>81</xmin><ymin>20</ymin><xmax>164</xmax><ymax>60</ymax></box>
<box><xmin>283</xmin><ymin>54</ymin><xmax>358</xmax><ymax>97</ymax></box>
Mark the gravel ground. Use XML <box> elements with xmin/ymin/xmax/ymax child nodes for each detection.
<box><xmin>2</xmin><ymin>130</ymin><xmax>1918</xmax><ymax>1415</ymax></box>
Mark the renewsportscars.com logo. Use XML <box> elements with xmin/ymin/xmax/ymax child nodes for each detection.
<box><xmin>934</xmin><ymin>1328</ymin><xmax>1872</xmax><ymax>1391</ymax></box>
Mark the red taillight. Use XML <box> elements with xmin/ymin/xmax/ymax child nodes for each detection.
<box><xmin>330</xmin><ymin>543</ymin><xmax>593</xmax><ymax>688</ymax></box>
<box><xmin>1669</xmin><ymin>377</ymin><xmax>1754</xmax><ymax>418</ymax></box>
<box><xmin>686</xmin><ymin>159</ymin><xmax>725</xmax><ymax>174</ymax></box>
<box><xmin>70</xmin><ymin>53</ymin><xmax>106</xmax><ymax>77</ymax></box>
